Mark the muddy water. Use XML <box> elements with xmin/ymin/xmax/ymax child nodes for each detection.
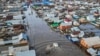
<box><xmin>24</xmin><ymin>7</ymin><xmax>87</xmax><ymax>56</ymax></box>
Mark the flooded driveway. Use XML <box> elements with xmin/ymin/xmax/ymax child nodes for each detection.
<box><xmin>24</xmin><ymin>7</ymin><xmax>87</xmax><ymax>56</ymax></box>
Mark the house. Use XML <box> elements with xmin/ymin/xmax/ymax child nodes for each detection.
<box><xmin>80</xmin><ymin>36</ymin><xmax>100</xmax><ymax>49</ymax></box>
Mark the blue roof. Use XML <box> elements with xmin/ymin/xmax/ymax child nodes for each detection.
<box><xmin>33</xmin><ymin>0</ymin><xmax>52</xmax><ymax>5</ymax></box>
<box><xmin>22</xmin><ymin>33</ymin><xmax>28</xmax><ymax>40</ymax></box>
<box><xmin>16</xmin><ymin>50</ymin><xmax>36</xmax><ymax>56</ymax></box>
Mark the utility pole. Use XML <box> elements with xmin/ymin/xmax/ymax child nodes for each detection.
<box><xmin>74</xmin><ymin>0</ymin><xmax>76</xmax><ymax>5</ymax></box>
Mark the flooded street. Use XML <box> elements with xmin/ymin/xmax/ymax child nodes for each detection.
<box><xmin>0</xmin><ymin>0</ymin><xmax>100</xmax><ymax>56</ymax></box>
<box><xmin>24</xmin><ymin>7</ymin><xmax>87</xmax><ymax>56</ymax></box>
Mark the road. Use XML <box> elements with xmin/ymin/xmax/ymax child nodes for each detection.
<box><xmin>24</xmin><ymin>7</ymin><xmax>87</xmax><ymax>56</ymax></box>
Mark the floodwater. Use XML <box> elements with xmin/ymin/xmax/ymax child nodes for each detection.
<box><xmin>24</xmin><ymin>7</ymin><xmax>87</xmax><ymax>56</ymax></box>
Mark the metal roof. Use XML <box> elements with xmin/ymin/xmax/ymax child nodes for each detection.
<box><xmin>16</xmin><ymin>50</ymin><xmax>36</xmax><ymax>56</ymax></box>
